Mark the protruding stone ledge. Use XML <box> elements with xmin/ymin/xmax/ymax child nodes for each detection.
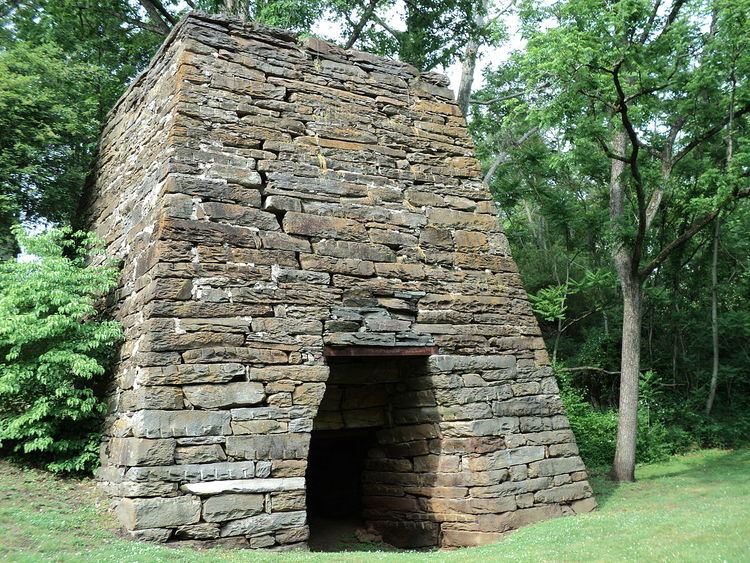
<box><xmin>180</xmin><ymin>477</ymin><xmax>305</xmax><ymax>496</ymax></box>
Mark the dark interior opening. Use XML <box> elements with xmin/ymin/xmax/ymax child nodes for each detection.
<box><xmin>306</xmin><ymin>427</ymin><xmax>377</xmax><ymax>518</ymax></box>
<box><xmin>306</xmin><ymin>355</ymin><xmax>436</xmax><ymax>551</ymax></box>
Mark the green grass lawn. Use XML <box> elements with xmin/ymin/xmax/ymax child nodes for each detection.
<box><xmin>0</xmin><ymin>449</ymin><xmax>748</xmax><ymax>562</ymax></box>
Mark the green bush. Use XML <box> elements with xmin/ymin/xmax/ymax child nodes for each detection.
<box><xmin>0</xmin><ymin>227</ymin><xmax>122</xmax><ymax>473</ymax></box>
<box><xmin>558</xmin><ymin>369</ymin><xmax>698</xmax><ymax>470</ymax></box>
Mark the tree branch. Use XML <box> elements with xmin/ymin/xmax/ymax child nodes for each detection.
<box><xmin>344</xmin><ymin>0</ymin><xmax>380</xmax><ymax>49</ymax></box>
<box><xmin>672</xmin><ymin>103</ymin><xmax>750</xmax><ymax>166</ymax></box>
<box><xmin>91</xmin><ymin>6</ymin><xmax>169</xmax><ymax>34</ymax></box>
<box><xmin>652</xmin><ymin>0</ymin><xmax>688</xmax><ymax>43</ymax></box>
<box><xmin>639</xmin><ymin>187</ymin><xmax>750</xmax><ymax>279</ymax></box>
<box><xmin>637</xmin><ymin>0</ymin><xmax>662</xmax><ymax>44</ymax></box>
<box><xmin>612</xmin><ymin>62</ymin><xmax>647</xmax><ymax>274</ymax></box>
<box><xmin>558</xmin><ymin>366</ymin><xmax>621</xmax><ymax>375</ymax></box>
<box><xmin>483</xmin><ymin>126</ymin><xmax>540</xmax><ymax>184</ymax></box>
<box><xmin>137</xmin><ymin>0</ymin><xmax>174</xmax><ymax>33</ymax></box>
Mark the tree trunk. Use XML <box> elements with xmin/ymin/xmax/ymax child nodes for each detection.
<box><xmin>612</xmin><ymin>277</ymin><xmax>642</xmax><ymax>482</ymax></box>
<box><xmin>456</xmin><ymin>39</ymin><xmax>480</xmax><ymax>117</ymax></box>
<box><xmin>609</xmin><ymin>130</ymin><xmax>641</xmax><ymax>482</ymax></box>
<box><xmin>456</xmin><ymin>0</ymin><xmax>487</xmax><ymax>117</ymax></box>
<box><xmin>705</xmin><ymin>215</ymin><xmax>720</xmax><ymax>415</ymax></box>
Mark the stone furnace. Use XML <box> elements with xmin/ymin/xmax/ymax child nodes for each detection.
<box><xmin>87</xmin><ymin>12</ymin><xmax>596</xmax><ymax>550</ymax></box>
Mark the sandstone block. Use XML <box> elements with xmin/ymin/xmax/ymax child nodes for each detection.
<box><xmin>529</xmin><ymin>457</ymin><xmax>586</xmax><ymax>477</ymax></box>
<box><xmin>220</xmin><ymin>510</ymin><xmax>307</xmax><ymax>537</ymax></box>
<box><xmin>183</xmin><ymin>382</ymin><xmax>265</xmax><ymax>409</ymax></box>
<box><xmin>126</xmin><ymin>461</ymin><xmax>255</xmax><ymax>483</ymax></box>
<box><xmin>313</xmin><ymin>240</ymin><xmax>395</xmax><ymax>262</ymax></box>
<box><xmin>174</xmin><ymin>444</ymin><xmax>227</xmax><ymax>464</ymax></box>
<box><xmin>174</xmin><ymin>523</ymin><xmax>221</xmax><ymax>540</ymax></box>
<box><xmin>108</xmin><ymin>438</ymin><xmax>176</xmax><ymax>467</ymax></box>
<box><xmin>135</xmin><ymin>363</ymin><xmax>245</xmax><ymax>385</ymax></box>
<box><xmin>131</xmin><ymin>410</ymin><xmax>231</xmax><ymax>438</ymax></box>
<box><xmin>203</xmin><ymin>493</ymin><xmax>264</xmax><ymax>522</ymax></box>
<box><xmin>120</xmin><ymin>387</ymin><xmax>183</xmax><ymax>411</ymax></box>
<box><xmin>116</xmin><ymin>496</ymin><xmax>201</xmax><ymax>531</ymax></box>
<box><xmin>534</xmin><ymin>481</ymin><xmax>593</xmax><ymax>503</ymax></box>
<box><xmin>226</xmin><ymin>434</ymin><xmax>309</xmax><ymax>460</ymax></box>
<box><xmin>282</xmin><ymin>212</ymin><xmax>366</xmax><ymax>241</ymax></box>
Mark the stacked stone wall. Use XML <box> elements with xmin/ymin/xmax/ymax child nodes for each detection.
<box><xmin>87</xmin><ymin>12</ymin><xmax>596</xmax><ymax>549</ymax></box>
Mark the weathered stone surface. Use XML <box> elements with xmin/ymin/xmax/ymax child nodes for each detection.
<box><xmin>283</xmin><ymin>212</ymin><xmax>366</xmax><ymax>241</ymax></box>
<box><xmin>131</xmin><ymin>411</ymin><xmax>231</xmax><ymax>438</ymax></box>
<box><xmin>174</xmin><ymin>523</ymin><xmax>221</xmax><ymax>540</ymax></box>
<box><xmin>534</xmin><ymin>482</ymin><xmax>593</xmax><ymax>503</ymax></box>
<box><xmin>529</xmin><ymin>457</ymin><xmax>586</xmax><ymax>477</ymax></box>
<box><xmin>120</xmin><ymin>387</ymin><xmax>183</xmax><ymax>411</ymax></box>
<box><xmin>203</xmin><ymin>493</ymin><xmax>265</xmax><ymax>522</ymax></box>
<box><xmin>174</xmin><ymin>444</ymin><xmax>227</xmax><ymax>464</ymax></box>
<box><xmin>220</xmin><ymin>511</ymin><xmax>307</xmax><ymax>537</ymax></box>
<box><xmin>135</xmin><ymin>364</ymin><xmax>245</xmax><ymax>385</ymax></box>
<box><xmin>183</xmin><ymin>382</ymin><xmax>264</xmax><ymax>409</ymax></box>
<box><xmin>226</xmin><ymin>434</ymin><xmax>309</xmax><ymax>460</ymax></box>
<box><xmin>116</xmin><ymin>496</ymin><xmax>201</xmax><ymax>530</ymax></box>
<box><xmin>127</xmin><ymin>461</ymin><xmax>256</xmax><ymax>482</ymax></box>
<box><xmin>108</xmin><ymin>438</ymin><xmax>176</xmax><ymax>467</ymax></box>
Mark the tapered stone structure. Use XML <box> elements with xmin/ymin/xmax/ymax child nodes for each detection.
<box><xmin>87</xmin><ymin>12</ymin><xmax>596</xmax><ymax>549</ymax></box>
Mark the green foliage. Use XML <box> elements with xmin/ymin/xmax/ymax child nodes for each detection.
<box><xmin>0</xmin><ymin>42</ymin><xmax>101</xmax><ymax>250</ymax></box>
<box><xmin>0</xmin><ymin>227</ymin><xmax>122</xmax><ymax>473</ymax></box>
<box><xmin>1</xmin><ymin>1</ymin><xmax>166</xmax><ymax>251</ymax></box>
<box><xmin>529</xmin><ymin>284</ymin><xmax>568</xmax><ymax>322</ymax></box>
<box><xmin>472</xmin><ymin>0</ymin><xmax>750</xmax><ymax>471</ymax></box>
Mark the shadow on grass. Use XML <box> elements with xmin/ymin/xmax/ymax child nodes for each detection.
<box><xmin>588</xmin><ymin>448</ymin><xmax>750</xmax><ymax>509</ymax></box>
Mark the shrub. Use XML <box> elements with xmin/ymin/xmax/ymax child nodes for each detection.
<box><xmin>0</xmin><ymin>227</ymin><xmax>121</xmax><ymax>473</ymax></box>
<box><xmin>558</xmin><ymin>368</ymin><xmax>695</xmax><ymax>469</ymax></box>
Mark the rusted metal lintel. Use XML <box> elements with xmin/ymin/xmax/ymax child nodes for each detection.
<box><xmin>323</xmin><ymin>345</ymin><xmax>438</xmax><ymax>358</ymax></box>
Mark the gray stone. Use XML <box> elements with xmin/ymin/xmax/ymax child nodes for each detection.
<box><xmin>183</xmin><ymin>382</ymin><xmax>265</xmax><ymax>409</ymax></box>
<box><xmin>174</xmin><ymin>444</ymin><xmax>227</xmax><ymax>464</ymax></box>
<box><xmin>220</xmin><ymin>510</ymin><xmax>307</xmax><ymax>537</ymax></box>
<box><xmin>116</xmin><ymin>496</ymin><xmax>201</xmax><ymax>530</ymax></box>
<box><xmin>529</xmin><ymin>457</ymin><xmax>586</xmax><ymax>477</ymax></box>
<box><xmin>174</xmin><ymin>523</ymin><xmax>221</xmax><ymax>540</ymax></box>
<box><xmin>126</xmin><ymin>461</ymin><xmax>255</xmax><ymax>482</ymax></box>
<box><xmin>534</xmin><ymin>482</ymin><xmax>593</xmax><ymax>503</ymax></box>
<box><xmin>203</xmin><ymin>493</ymin><xmax>265</xmax><ymax>522</ymax></box>
<box><xmin>108</xmin><ymin>438</ymin><xmax>176</xmax><ymax>467</ymax></box>
<box><xmin>130</xmin><ymin>410</ymin><xmax>231</xmax><ymax>438</ymax></box>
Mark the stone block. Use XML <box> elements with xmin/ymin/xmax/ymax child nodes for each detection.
<box><xmin>115</xmin><ymin>496</ymin><xmax>201</xmax><ymax>530</ymax></box>
<box><xmin>534</xmin><ymin>482</ymin><xmax>593</xmax><ymax>503</ymax></box>
<box><xmin>313</xmin><ymin>240</ymin><xmax>395</xmax><ymax>262</ymax></box>
<box><xmin>220</xmin><ymin>511</ymin><xmax>307</xmax><ymax>537</ymax></box>
<box><xmin>174</xmin><ymin>523</ymin><xmax>221</xmax><ymax>540</ymax></box>
<box><xmin>174</xmin><ymin>444</ymin><xmax>227</xmax><ymax>464</ymax></box>
<box><xmin>282</xmin><ymin>212</ymin><xmax>366</xmax><ymax>241</ymax></box>
<box><xmin>131</xmin><ymin>410</ymin><xmax>231</xmax><ymax>438</ymax></box>
<box><xmin>135</xmin><ymin>363</ymin><xmax>245</xmax><ymax>385</ymax></box>
<box><xmin>183</xmin><ymin>382</ymin><xmax>265</xmax><ymax>409</ymax></box>
<box><xmin>181</xmin><ymin>477</ymin><xmax>305</xmax><ymax>496</ymax></box>
<box><xmin>120</xmin><ymin>387</ymin><xmax>183</xmax><ymax>411</ymax></box>
<box><xmin>203</xmin><ymin>493</ymin><xmax>265</xmax><ymax>522</ymax></box>
<box><xmin>226</xmin><ymin>434</ymin><xmax>309</xmax><ymax>460</ymax></box>
<box><xmin>271</xmin><ymin>491</ymin><xmax>306</xmax><ymax>512</ymax></box>
<box><xmin>108</xmin><ymin>438</ymin><xmax>176</xmax><ymax>467</ymax></box>
<box><xmin>126</xmin><ymin>461</ymin><xmax>256</xmax><ymax>482</ymax></box>
<box><xmin>529</xmin><ymin>457</ymin><xmax>586</xmax><ymax>477</ymax></box>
